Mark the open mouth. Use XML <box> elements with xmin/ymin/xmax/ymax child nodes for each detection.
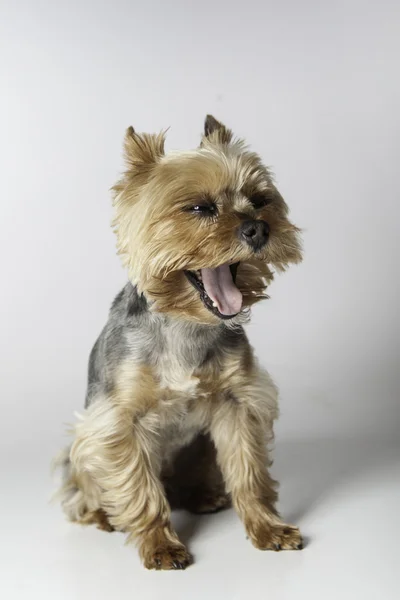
<box><xmin>184</xmin><ymin>262</ymin><xmax>242</xmax><ymax>319</ymax></box>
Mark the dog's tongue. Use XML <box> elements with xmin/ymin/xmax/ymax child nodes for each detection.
<box><xmin>201</xmin><ymin>264</ymin><xmax>242</xmax><ymax>316</ymax></box>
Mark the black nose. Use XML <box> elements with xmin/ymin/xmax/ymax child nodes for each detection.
<box><xmin>239</xmin><ymin>219</ymin><xmax>269</xmax><ymax>251</ymax></box>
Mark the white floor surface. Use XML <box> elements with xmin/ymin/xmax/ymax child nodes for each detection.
<box><xmin>2</xmin><ymin>436</ymin><xmax>399</xmax><ymax>600</ymax></box>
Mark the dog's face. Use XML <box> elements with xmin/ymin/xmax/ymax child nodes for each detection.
<box><xmin>112</xmin><ymin>116</ymin><xmax>302</xmax><ymax>324</ymax></box>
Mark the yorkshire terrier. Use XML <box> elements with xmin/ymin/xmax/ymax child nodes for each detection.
<box><xmin>56</xmin><ymin>115</ymin><xmax>303</xmax><ymax>569</ymax></box>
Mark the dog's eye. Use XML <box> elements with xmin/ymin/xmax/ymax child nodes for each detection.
<box><xmin>190</xmin><ymin>204</ymin><xmax>217</xmax><ymax>216</ymax></box>
<box><xmin>249</xmin><ymin>194</ymin><xmax>270</xmax><ymax>209</ymax></box>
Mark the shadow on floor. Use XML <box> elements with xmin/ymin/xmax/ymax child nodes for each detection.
<box><xmin>274</xmin><ymin>437</ymin><xmax>399</xmax><ymax>523</ymax></box>
<box><xmin>174</xmin><ymin>437</ymin><xmax>399</xmax><ymax>545</ymax></box>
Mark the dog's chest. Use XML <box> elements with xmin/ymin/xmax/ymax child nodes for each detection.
<box><xmin>157</xmin><ymin>354</ymin><xmax>200</xmax><ymax>395</ymax></box>
<box><xmin>152</xmin><ymin>334</ymin><xmax>217</xmax><ymax>454</ymax></box>
<box><xmin>139</xmin><ymin>319</ymin><xmax>226</xmax><ymax>457</ymax></box>
<box><xmin>154</xmin><ymin>325</ymin><xmax>217</xmax><ymax>396</ymax></box>
<box><xmin>159</xmin><ymin>398</ymin><xmax>208</xmax><ymax>460</ymax></box>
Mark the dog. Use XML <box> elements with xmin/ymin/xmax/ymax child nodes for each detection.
<box><xmin>56</xmin><ymin>115</ymin><xmax>303</xmax><ymax>569</ymax></box>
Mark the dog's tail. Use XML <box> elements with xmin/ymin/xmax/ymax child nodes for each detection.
<box><xmin>52</xmin><ymin>444</ymin><xmax>103</xmax><ymax>524</ymax></box>
<box><xmin>51</xmin><ymin>446</ymin><xmax>84</xmax><ymax>520</ymax></box>
<box><xmin>51</xmin><ymin>446</ymin><xmax>73</xmax><ymax>503</ymax></box>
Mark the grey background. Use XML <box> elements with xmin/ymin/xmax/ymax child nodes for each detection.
<box><xmin>1</xmin><ymin>1</ymin><xmax>399</xmax><ymax>599</ymax></box>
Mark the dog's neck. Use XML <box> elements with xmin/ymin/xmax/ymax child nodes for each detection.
<box><xmin>121</xmin><ymin>282</ymin><xmax>244</xmax><ymax>371</ymax></box>
<box><xmin>147</xmin><ymin>302</ymin><xmax>226</xmax><ymax>367</ymax></box>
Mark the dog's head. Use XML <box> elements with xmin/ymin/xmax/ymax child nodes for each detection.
<box><xmin>112</xmin><ymin>116</ymin><xmax>302</xmax><ymax>324</ymax></box>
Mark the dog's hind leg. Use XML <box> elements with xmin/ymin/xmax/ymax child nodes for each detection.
<box><xmin>165</xmin><ymin>433</ymin><xmax>231</xmax><ymax>514</ymax></box>
<box><xmin>54</xmin><ymin>447</ymin><xmax>113</xmax><ymax>532</ymax></box>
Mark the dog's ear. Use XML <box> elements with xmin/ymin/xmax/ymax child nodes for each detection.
<box><xmin>123</xmin><ymin>126</ymin><xmax>165</xmax><ymax>169</ymax></box>
<box><xmin>112</xmin><ymin>127</ymin><xmax>166</xmax><ymax>205</ymax></box>
<box><xmin>203</xmin><ymin>115</ymin><xmax>233</xmax><ymax>145</ymax></box>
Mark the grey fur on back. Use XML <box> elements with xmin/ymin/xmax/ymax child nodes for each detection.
<box><xmin>85</xmin><ymin>283</ymin><xmax>247</xmax><ymax>408</ymax></box>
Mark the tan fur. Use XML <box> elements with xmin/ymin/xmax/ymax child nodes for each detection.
<box><xmin>60</xmin><ymin>343</ymin><xmax>301</xmax><ymax>564</ymax></box>
<box><xmin>56</xmin><ymin>116</ymin><xmax>303</xmax><ymax>569</ymax></box>
<box><xmin>112</xmin><ymin>121</ymin><xmax>301</xmax><ymax>323</ymax></box>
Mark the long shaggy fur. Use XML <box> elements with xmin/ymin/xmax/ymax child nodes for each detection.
<box><xmin>55</xmin><ymin>115</ymin><xmax>303</xmax><ymax>570</ymax></box>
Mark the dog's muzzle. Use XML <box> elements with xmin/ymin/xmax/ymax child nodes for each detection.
<box><xmin>239</xmin><ymin>220</ymin><xmax>269</xmax><ymax>252</ymax></box>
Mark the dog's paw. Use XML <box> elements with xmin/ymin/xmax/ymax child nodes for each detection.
<box><xmin>144</xmin><ymin>544</ymin><xmax>193</xmax><ymax>570</ymax></box>
<box><xmin>250</xmin><ymin>523</ymin><xmax>303</xmax><ymax>551</ymax></box>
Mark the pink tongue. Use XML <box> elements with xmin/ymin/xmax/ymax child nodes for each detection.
<box><xmin>201</xmin><ymin>264</ymin><xmax>242</xmax><ymax>316</ymax></box>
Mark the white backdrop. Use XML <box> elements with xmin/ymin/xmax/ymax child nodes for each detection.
<box><xmin>1</xmin><ymin>2</ymin><xmax>399</xmax><ymax>598</ymax></box>
<box><xmin>1</xmin><ymin>0</ymin><xmax>398</xmax><ymax>447</ymax></box>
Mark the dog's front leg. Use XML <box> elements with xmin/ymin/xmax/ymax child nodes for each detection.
<box><xmin>70</xmin><ymin>396</ymin><xmax>192</xmax><ymax>569</ymax></box>
<box><xmin>210</xmin><ymin>369</ymin><xmax>303</xmax><ymax>551</ymax></box>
